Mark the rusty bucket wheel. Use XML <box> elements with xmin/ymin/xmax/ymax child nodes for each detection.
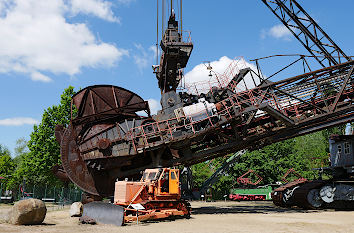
<box><xmin>61</xmin><ymin>123</ymin><xmax>116</xmax><ymax>197</ymax></box>
<box><xmin>59</xmin><ymin>85</ymin><xmax>152</xmax><ymax>197</ymax></box>
<box><xmin>60</xmin><ymin>123</ymin><xmax>100</xmax><ymax>196</ymax></box>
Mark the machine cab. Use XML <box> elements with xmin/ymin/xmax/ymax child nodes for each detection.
<box><xmin>141</xmin><ymin>169</ymin><xmax>160</xmax><ymax>182</ymax></box>
<box><xmin>141</xmin><ymin>168</ymin><xmax>180</xmax><ymax>195</ymax></box>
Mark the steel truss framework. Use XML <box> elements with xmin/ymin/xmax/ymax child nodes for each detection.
<box><xmin>262</xmin><ymin>0</ymin><xmax>351</xmax><ymax>67</ymax></box>
<box><xmin>126</xmin><ymin>61</ymin><xmax>354</xmax><ymax>161</ymax></box>
<box><xmin>61</xmin><ymin>59</ymin><xmax>354</xmax><ymax>196</ymax></box>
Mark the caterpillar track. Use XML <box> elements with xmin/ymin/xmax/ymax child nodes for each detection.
<box><xmin>273</xmin><ymin>135</ymin><xmax>354</xmax><ymax>210</ymax></box>
<box><xmin>272</xmin><ymin>179</ymin><xmax>309</xmax><ymax>207</ymax></box>
<box><xmin>273</xmin><ymin>179</ymin><xmax>354</xmax><ymax>210</ymax></box>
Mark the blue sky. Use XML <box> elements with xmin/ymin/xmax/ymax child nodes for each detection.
<box><xmin>0</xmin><ymin>0</ymin><xmax>353</xmax><ymax>156</ymax></box>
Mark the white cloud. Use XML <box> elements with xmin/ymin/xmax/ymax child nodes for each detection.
<box><xmin>270</xmin><ymin>25</ymin><xmax>292</xmax><ymax>38</ymax></box>
<box><xmin>117</xmin><ymin>0</ymin><xmax>136</xmax><ymax>5</ymax></box>
<box><xmin>133</xmin><ymin>44</ymin><xmax>155</xmax><ymax>72</ymax></box>
<box><xmin>0</xmin><ymin>117</ymin><xmax>39</xmax><ymax>126</ymax></box>
<box><xmin>148</xmin><ymin>98</ymin><xmax>161</xmax><ymax>115</ymax></box>
<box><xmin>136</xmin><ymin>98</ymin><xmax>161</xmax><ymax>116</ymax></box>
<box><xmin>183</xmin><ymin>56</ymin><xmax>261</xmax><ymax>94</ymax></box>
<box><xmin>149</xmin><ymin>45</ymin><xmax>161</xmax><ymax>59</ymax></box>
<box><xmin>70</xmin><ymin>0</ymin><xmax>119</xmax><ymax>23</ymax></box>
<box><xmin>184</xmin><ymin>56</ymin><xmax>232</xmax><ymax>84</ymax></box>
<box><xmin>31</xmin><ymin>72</ymin><xmax>52</xmax><ymax>82</ymax></box>
<box><xmin>261</xmin><ymin>24</ymin><xmax>292</xmax><ymax>40</ymax></box>
<box><xmin>0</xmin><ymin>0</ymin><xmax>128</xmax><ymax>82</ymax></box>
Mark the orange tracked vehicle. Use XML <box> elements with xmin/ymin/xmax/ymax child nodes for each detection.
<box><xmin>117</xmin><ymin>168</ymin><xmax>191</xmax><ymax>222</ymax></box>
<box><xmin>81</xmin><ymin>168</ymin><xmax>191</xmax><ymax>225</ymax></box>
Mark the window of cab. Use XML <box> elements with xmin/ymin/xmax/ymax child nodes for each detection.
<box><xmin>170</xmin><ymin>171</ymin><xmax>177</xmax><ymax>180</ymax></box>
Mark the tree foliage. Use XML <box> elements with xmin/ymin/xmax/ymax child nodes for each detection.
<box><xmin>6</xmin><ymin>138</ymin><xmax>29</xmax><ymax>189</ymax></box>
<box><xmin>12</xmin><ymin>138</ymin><xmax>28</xmax><ymax>166</ymax></box>
<box><xmin>192</xmin><ymin>126</ymin><xmax>345</xmax><ymax>199</ymax></box>
<box><xmin>0</xmin><ymin>144</ymin><xmax>15</xmax><ymax>188</ymax></box>
<box><xmin>18</xmin><ymin>86</ymin><xmax>76</xmax><ymax>186</ymax></box>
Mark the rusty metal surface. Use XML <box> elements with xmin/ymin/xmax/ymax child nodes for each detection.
<box><xmin>272</xmin><ymin>179</ymin><xmax>309</xmax><ymax>207</ymax></box>
<box><xmin>60</xmin><ymin>85</ymin><xmax>151</xmax><ymax>196</ymax></box>
<box><xmin>61</xmin><ymin>123</ymin><xmax>99</xmax><ymax>195</ymax></box>
<box><xmin>72</xmin><ymin>85</ymin><xmax>150</xmax><ymax>126</ymax></box>
<box><xmin>51</xmin><ymin>165</ymin><xmax>70</xmax><ymax>184</ymax></box>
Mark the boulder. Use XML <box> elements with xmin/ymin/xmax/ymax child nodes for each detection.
<box><xmin>79</xmin><ymin>216</ymin><xmax>96</xmax><ymax>225</ymax></box>
<box><xmin>70</xmin><ymin>202</ymin><xmax>83</xmax><ymax>217</ymax></box>
<box><xmin>8</xmin><ymin>198</ymin><xmax>47</xmax><ymax>225</ymax></box>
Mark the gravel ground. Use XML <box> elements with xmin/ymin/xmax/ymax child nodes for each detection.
<box><xmin>1</xmin><ymin>201</ymin><xmax>353</xmax><ymax>233</ymax></box>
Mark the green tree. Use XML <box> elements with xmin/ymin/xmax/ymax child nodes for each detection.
<box><xmin>190</xmin><ymin>123</ymin><xmax>347</xmax><ymax>200</ymax></box>
<box><xmin>7</xmin><ymin>138</ymin><xmax>30</xmax><ymax>189</ymax></box>
<box><xmin>13</xmin><ymin>138</ymin><xmax>28</xmax><ymax>165</ymax></box>
<box><xmin>0</xmin><ymin>144</ymin><xmax>15</xmax><ymax>188</ymax></box>
<box><xmin>0</xmin><ymin>144</ymin><xmax>10</xmax><ymax>157</ymax></box>
<box><xmin>227</xmin><ymin>139</ymin><xmax>313</xmax><ymax>186</ymax></box>
<box><xmin>191</xmin><ymin>162</ymin><xmax>213</xmax><ymax>188</ymax></box>
<box><xmin>192</xmin><ymin>135</ymin><xmax>325</xmax><ymax>199</ymax></box>
<box><xmin>293</xmin><ymin>132</ymin><xmax>329</xmax><ymax>170</ymax></box>
<box><xmin>18</xmin><ymin>86</ymin><xmax>76</xmax><ymax>186</ymax></box>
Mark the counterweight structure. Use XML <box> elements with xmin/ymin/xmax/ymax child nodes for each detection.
<box><xmin>56</xmin><ymin>1</ymin><xmax>354</xmax><ymax>198</ymax></box>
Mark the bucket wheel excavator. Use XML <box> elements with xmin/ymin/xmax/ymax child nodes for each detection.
<box><xmin>54</xmin><ymin>0</ymin><xmax>354</xmax><ymax>219</ymax></box>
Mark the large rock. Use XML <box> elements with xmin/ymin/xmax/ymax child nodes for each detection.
<box><xmin>8</xmin><ymin>198</ymin><xmax>47</xmax><ymax>225</ymax></box>
<box><xmin>70</xmin><ymin>202</ymin><xmax>83</xmax><ymax>217</ymax></box>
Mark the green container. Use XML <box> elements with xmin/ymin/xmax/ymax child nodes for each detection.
<box><xmin>229</xmin><ymin>186</ymin><xmax>273</xmax><ymax>200</ymax></box>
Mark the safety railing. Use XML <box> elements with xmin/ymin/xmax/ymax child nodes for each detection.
<box><xmin>129</xmin><ymin>69</ymin><xmax>353</xmax><ymax>153</ymax></box>
<box><xmin>182</xmin><ymin>30</ymin><xmax>192</xmax><ymax>43</ymax></box>
<box><xmin>127</xmin><ymin>88</ymin><xmax>314</xmax><ymax>151</ymax></box>
<box><xmin>220</xmin><ymin>57</ymin><xmax>249</xmax><ymax>88</ymax></box>
<box><xmin>181</xmin><ymin>57</ymin><xmax>249</xmax><ymax>95</ymax></box>
<box><xmin>163</xmin><ymin>29</ymin><xmax>192</xmax><ymax>43</ymax></box>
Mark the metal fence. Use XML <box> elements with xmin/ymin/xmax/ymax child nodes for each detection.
<box><xmin>0</xmin><ymin>182</ymin><xmax>83</xmax><ymax>204</ymax></box>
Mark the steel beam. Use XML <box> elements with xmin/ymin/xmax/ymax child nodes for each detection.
<box><xmin>262</xmin><ymin>0</ymin><xmax>351</xmax><ymax>67</ymax></box>
<box><xmin>330</xmin><ymin>64</ymin><xmax>354</xmax><ymax>112</ymax></box>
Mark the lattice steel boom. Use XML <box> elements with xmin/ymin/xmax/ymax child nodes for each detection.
<box><xmin>262</xmin><ymin>0</ymin><xmax>351</xmax><ymax>67</ymax></box>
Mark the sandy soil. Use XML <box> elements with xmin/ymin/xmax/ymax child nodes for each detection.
<box><xmin>1</xmin><ymin>201</ymin><xmax>353</xmax><ymax>233</ymax></box>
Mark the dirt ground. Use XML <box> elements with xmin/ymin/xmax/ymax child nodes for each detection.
<box><xmin>1</xmin><ymin>201</ymin><xmax>353</xmax><ymax>233</ymax></box>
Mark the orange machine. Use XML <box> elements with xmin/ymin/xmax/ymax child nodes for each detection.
<box><xmin>114</xmin><ymin>168</ymin><xmax>191</xmax><ymax>222</ymax></box>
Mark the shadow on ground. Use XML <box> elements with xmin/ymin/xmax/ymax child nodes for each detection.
<box><xmin>191</xmin><ymin>202</ymin><xmax>326</xmax><ymax>215</ymax></box>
